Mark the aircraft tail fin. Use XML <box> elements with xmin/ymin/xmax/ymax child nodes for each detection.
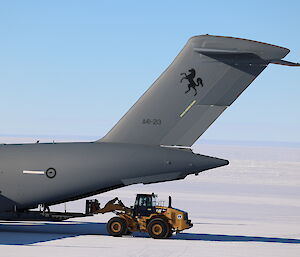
<box><xmin>99</xmin><ymin>35</ymin><xmax>297</xmax><ymax>146</ymax></box>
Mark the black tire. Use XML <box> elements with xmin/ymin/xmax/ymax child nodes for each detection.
<box><xmin>124</xmin><ymin>228</ymin><xmax>132</xmax><ymax>235</ymax></box>
<box><xmin>147</xmin><ymin>218</ymin><xmax>170</xmax><ymax>239</ymax></box>
<box><xmin>107</xmin><ymin>217</ymin><xmax>127</xmax><ymax>237</ymax></box>
<box><xmin>166</xmin><ymin>227</ymin><xmax>173</xmax><ymax>238</ymax></box>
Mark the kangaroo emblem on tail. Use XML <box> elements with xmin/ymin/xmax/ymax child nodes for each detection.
<box><xmin>180</xmin><ymin>68</ymin><xmax>204</xmax><ymax>96</ymax></box>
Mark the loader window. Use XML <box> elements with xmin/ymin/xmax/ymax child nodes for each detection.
<box><xmin>133</xmin><ymin>194</ymin><xmax>157</xmax><ymax>217</ymax></box>
<box><xmin>152</xmin><ymin>195</ymin><xmax>158</xmax><ymax>206</ymax></box>
<box><xmin>138</xmin><ymin>195</ymin><xmax>152</xmax><ymax>207</ymax></box>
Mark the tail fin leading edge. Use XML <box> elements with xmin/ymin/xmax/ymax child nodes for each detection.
<box><xmin>100</xmin><ymin>35</ymin><xmax>296</xmax><ymax>146</ymax></box>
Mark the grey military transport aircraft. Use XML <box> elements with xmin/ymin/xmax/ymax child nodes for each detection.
<box><xmin>0</xmin><ymin>35</ymin><xmax>299</xmax><ymax>221</ymax></box>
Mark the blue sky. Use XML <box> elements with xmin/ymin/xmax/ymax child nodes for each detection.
<box><xmin>0</xmin><ymin>1</ymin><xmax>299</xmax><ymax>143</ymax></box>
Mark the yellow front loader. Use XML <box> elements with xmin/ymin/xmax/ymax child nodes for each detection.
<box><xmin>86</xmin><ymin>193</ymin><xmax>192</xmax><ymax>239</ymax></box>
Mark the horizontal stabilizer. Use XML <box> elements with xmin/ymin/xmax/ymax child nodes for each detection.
<box><xmin>194</xmin><ymin>48</ymin><xmax>254</xmax><ymax>55</ymax></box>
<box><xmin>270</xmin><ymin>59</ymin><xmax>300</xmax><ymax>66</ymax></box>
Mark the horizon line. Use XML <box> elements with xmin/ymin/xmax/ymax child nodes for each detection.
<box><xmin>0</xmin><ymin>134</ymin><xmax>300</xmax><ymax>148</ymax></box>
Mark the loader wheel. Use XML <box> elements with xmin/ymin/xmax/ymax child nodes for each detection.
<box><xmin>124</xmin><ymin>228</ymin><xmax>132</xmax><ymax>235</ymax></box>
<box><xmin>166</xmin><ymin>228</ymin><xmax>173</xmax><ymax>238</ymax></box>
<box><xmin>147</xmin><ymin>218</ymin><xmax>170</xmax><ymax>239</ymax></box>
<box><xmin>107</xmin><ymin>217</ymin><xmax>127</xmax><ymax>237</ymax></box>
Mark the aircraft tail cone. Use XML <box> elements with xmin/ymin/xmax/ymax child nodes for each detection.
<box><xmin>192</xmin><ymin>153</ymin><xmax>229</xmax><ymax>173</ymax></box>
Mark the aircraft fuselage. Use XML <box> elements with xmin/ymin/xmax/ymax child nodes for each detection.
<box><xmin>0</xmin><ymin>142</ymin><xmax>228</xmax><ymax>212</ymax></box>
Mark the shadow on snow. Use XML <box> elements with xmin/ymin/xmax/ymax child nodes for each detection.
<box><xmin>0</xmin><ymin>221</ymin><xmax>300</xmax><ymax>245</ymax></box>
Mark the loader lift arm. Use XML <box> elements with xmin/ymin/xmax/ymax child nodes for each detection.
<box><xmin>86</xmin><ymin>197</ymin><xmax>132</xmax><ymax>215</ymax></box>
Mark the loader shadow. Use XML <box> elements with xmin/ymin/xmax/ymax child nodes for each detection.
<box><xmin>1</xmin><ymin>221</ymin><xmax>300</xmax><ymax>245</ymax></box>
<box><xmin>171</xmin><ymin>233</ymin><xmax>300</xmax><ymax>244</ymax></box>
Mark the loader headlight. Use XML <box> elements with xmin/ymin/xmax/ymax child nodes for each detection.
<box><xmin>177</xmin><ymin>214</ymin><xmax>182</xmax><ymax>220</ymax></box>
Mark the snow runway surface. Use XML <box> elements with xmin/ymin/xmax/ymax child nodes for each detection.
<box><xmin>1</xmin><ymin>143</ymin><xmax>300</xmax><ymax>257</ymax></box>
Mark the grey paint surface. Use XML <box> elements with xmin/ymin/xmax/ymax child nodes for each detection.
<box><xmin>100</xmin><ymin>35</ymin><xmax>291</xmax><ymax>146</ymax></box>
<box><xmin>0</xmin><ymin>142</ymin><xmax>227</xmax><ymax>212</ymax></box>
<box><xmin>0</xmin><ymin>35</ymin><xmax>298</xmax><ymax>216</ymax></box>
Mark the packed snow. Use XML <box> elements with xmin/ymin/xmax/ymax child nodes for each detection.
<box><xmin>0</xmin><ymin>142</ymin><xmax>300</xmax><ymax>257</ymax></box>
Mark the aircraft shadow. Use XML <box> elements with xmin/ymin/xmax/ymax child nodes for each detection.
<box><xmin>0</xmin><ymin>221</ymin><xmax>108</xmax><ymax>245</ymax></box>
<box><xmin>1</xmin><ymin>221</ymin><xmax>300</xmax><ymax>245</ymax></box>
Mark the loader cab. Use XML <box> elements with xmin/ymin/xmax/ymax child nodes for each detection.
<box><xmin>133</xmin><ymin>193</ymin><xmax>157</xmax><ymax>217</ymax></box>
